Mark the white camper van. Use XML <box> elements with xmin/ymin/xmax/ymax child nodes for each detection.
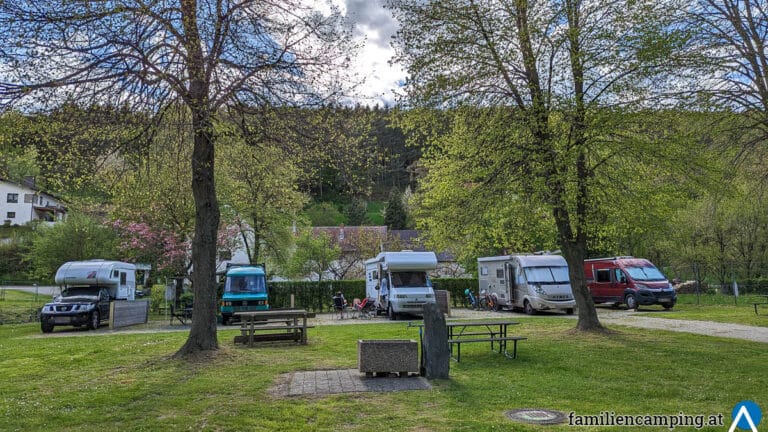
<box><xmin>54</xmin><ymin>260</ymin><xmax>137</xmax><ymax>300</ymax></box>
<box><xmin>365</xmin><ymin>251</ymin><xmax>437</xmax><ymax>320</ymax></box>
<box><xmin>477</xmin><ymin>254</ymin><xmax>575</xmax><ymax>315</ymax></box>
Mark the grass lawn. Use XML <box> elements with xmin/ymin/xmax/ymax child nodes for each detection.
<box><xmin>638</xmin><ymin>294</ymin><xmax>768</xmax><ymax>327</ymax></box>
<box><xmin>1</xmin><ymin>314</ymin><xmax>765</xmax><ymax>431</ymax></box>
<box><xmin>0</xmin><ymin>288</ymin><xmax>48</xmax><ymax>324</ymax></box>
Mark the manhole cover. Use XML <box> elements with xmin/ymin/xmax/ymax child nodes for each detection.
<box><xmin>505</xmin><ymin>408</ymin><xmax>569</xmax><ymax>425</ymax></box>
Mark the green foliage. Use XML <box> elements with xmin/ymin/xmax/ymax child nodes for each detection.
<box><xmin>283</xmin><ymin>230</ymin><xmax>341</xmax><ymax>282</ymax></box>
<box><xmin>304</xmin><ymin>202</ymin><xmax>345</xmax><ymax>226</ymax></box>
<box><xmin>269</xmin><ymin>280</ymin><xmax>365</xmax><ymax>312</ymax></box>
<box><xmin>26</xmin><ymin>213</ymin><xmax>118</xmax><ymax>282</ymax></box>
<box><xmin>383</xmin><ymin>188</ymin><xmax>408</xmax><ymax>230</ymax></box>
<box><xmin>343</xmin><ymin>198</ymin><xmax>369</xmax><ymax>225</ymax></box>
<box><xmin>216</xmin><ymin>131</ymin><xmax>308</xmax><ymax>265</ymax></box>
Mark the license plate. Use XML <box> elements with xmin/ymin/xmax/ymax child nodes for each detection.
<box><xmin>53</xmin><ymin>317</ymin><xmax>72</xmax><ymax>324</ymax></box>
<box><xmin>658</xmin><ymin>298</ymin><xmax>671</xmax><ymax>303</ymax></box>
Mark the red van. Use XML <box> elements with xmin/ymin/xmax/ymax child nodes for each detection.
<box><xmin>584</xmin><ymin>256</ymin><xmax>676</xmax><ymax>310</ymax></box>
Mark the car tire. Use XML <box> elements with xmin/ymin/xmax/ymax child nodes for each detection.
<box><xmin>662</xmin><ymin>303</ymin><xmax>674</xmax><ymax>310</ymax></box>
<box><xmin>88</xmin><ymin>310</ymin><xmax>100</xmax><ymax>330</ymax></box>
<box><xmin>41</xmin><ymin>320</ymin><xmax>54</xmax><ymax>333</ymax></box>
<box><xmin>221</xmin><ymin>314</ymin><xmax>230</xmax><ymax>326</ymax></box>
<box><xmin>524</xmin><ymin>300</ymin><xmax>536</xmax><ymax>315</ymax></box>
<box><xmin>625</xmin><ymin>294</ymin><xmax>638</xmax><ymax>311</ymax></box>
<box><xmin>566</xmin><ymin>308</ymin><xmax>574</xmax><ymax>315</ymax></box>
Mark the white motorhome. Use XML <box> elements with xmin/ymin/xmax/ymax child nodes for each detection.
<box><xmin>477</xmin><ymin>254</ymin><xmax>575</xmax><ymax>315</ymax></box>
<box><xmin>365</xmin><ymin>251</ymin><xmax>437</xmax><ymax>320</ymax></box>
<box><xmin>54</xmin><ymin>260</ymin><xmax>137</xmax><ymax>300</ymax></box>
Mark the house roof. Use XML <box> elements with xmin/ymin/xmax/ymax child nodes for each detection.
<box><xmin>0</xmin><ymin>177</ymin><xmax>66</xmax><ymax>204</ymax></box>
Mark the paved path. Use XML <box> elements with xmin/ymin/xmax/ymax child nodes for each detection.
<box><xmin>284</xmin><ymin>369</ymin><xmax>430</xmax><ymax>396</ymax></box>
<box><xmin>598</xmin><ymin>313</ymin><xmax>768</xmax><ymax>343</ymax></box>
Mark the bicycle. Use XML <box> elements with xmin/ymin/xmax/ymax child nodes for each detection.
<box><xmin>478</xmin><ymin>290</ymin><xmax>499</xmax><ymax>311</ymax></box>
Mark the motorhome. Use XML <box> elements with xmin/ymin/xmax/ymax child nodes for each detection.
<box><xmin>477</xmin><ymin>254</ymin><xmax>575</xmax><ymax>315</ymax></box>
<box><xmin>40</xmin><ymin>260</ymin><xmax>137</xmax><ymax>332</ymax></box>
<box><xmin>365</xmin><ymin>251</ymin><xmax>437</xmax><ymax>320</ymax></box>
<box><xmin>584</xmin><ymin>256</ymin><xmax>676</xmax><ymax>310</ymax></box>
<box><xmin>219</xmin><ymin>263</ymin><xmax>269</xmax><ymax>325</ymax></box>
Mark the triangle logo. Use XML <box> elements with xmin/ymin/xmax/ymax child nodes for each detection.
<box><xmin>729</xmin><ymin>405</ymin><xmax>759</xmax><ymax>432</ymax></box>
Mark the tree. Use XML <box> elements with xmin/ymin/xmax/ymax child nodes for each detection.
<box><xmin>384</xmin><ymin>188</ymin><xmax>408</xmax><ymax>230</ymax></box>
<box><xmin>26</xmin><ymin>214</ymin><xmax>118</xmax><ymax>281</ymax></box>
<box><xmin>0</xmin><ymin>1</ymin><xmax>354</xmax><ymax>356</ymax></box>
<box><xmin>284</xmin><ymin>230</ymin><xmax>341</xmax><ymax>281</ymax></box>
<box><xmin>390</xmin><ymin>0</ymin><xmax>695</xmax><ymax>331</ymax></box>
<box><xmin>688</xmin><ymin>0</ymin><xmax>768</xmax><ymax>166</ymax></box>
<box><xmin>217</xmin><ymin>137</ymin><xmax>307</xmax><ymax>266</ymax></box>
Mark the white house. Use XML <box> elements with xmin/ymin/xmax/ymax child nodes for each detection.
<box><xmin>0</xmin><ymin>177</ymin><xmax>67</xmax><ymax>226</ymax></box>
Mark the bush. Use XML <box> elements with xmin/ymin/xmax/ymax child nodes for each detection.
<box><xmin>266</xmin><ymin>278</ymin><xmax>478</xmax><ymax>312</ymax></box>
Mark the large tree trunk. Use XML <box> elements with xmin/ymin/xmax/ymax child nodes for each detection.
<box><xmin>559</xmin><ymin>240</ymin><xmax>604</xmax><ymax>332</ymax></box>
<box><xmin>176</xmin><ymin>111</ymin><xmax>221</xmax><ymax>356</ymax></box>
<box><xmin>176</xmin><ymin>0</ymin><xmax>220</xmax><ymax>356</ymax></box>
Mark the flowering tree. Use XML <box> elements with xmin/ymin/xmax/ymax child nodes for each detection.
<box><xmin>113</xmin><ymin>220</ymin><xmax>242</xmax><ymax>278</ymax></box>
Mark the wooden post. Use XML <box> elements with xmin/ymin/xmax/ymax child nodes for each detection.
<box><xmin>290</xmin><ymin>294</ymin><xmax>295</xmax><ymax>309</ymax></box>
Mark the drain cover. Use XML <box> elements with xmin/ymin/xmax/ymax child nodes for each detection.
<box><xmin>505</xmin><ymin>408</ymin><xmax>568</xmax><ymax>425</ymax></box>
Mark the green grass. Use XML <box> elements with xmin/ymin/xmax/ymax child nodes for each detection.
<box><xmin>365</xmin><ymin>201</ymin><xmax>385</xmax><ymax>225</ymax></box>
<box><xmin>0</xmin><ymin>289</ymin><xmax>49</xmax><ymax>324</ymax></box>
<box><xmin>1</xmin><ymin>316</ymin><xmax>765</xmax><ymax>431</ymax></box>
<box><xmin>641</xmin><ymin>294</ymin><xmax>768</xmax><ymax>327</ymax></box>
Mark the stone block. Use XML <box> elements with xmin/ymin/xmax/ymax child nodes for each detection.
<box><xmin>358</xmin><ymin>339</ymin><xmax>419</xmax><ymax>376</ymax></box>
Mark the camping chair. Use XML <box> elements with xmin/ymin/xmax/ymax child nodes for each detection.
<box><xmin>353</xmin><ymin>297</ymin><xmax>374</xmax><ymax>319</ymax></box>
<box><xmin>332</xmin><ymin>294</ymin><xmax>347</xmax><ymax>319</ymax></box>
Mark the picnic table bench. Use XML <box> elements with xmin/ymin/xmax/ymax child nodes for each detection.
<box><xmin>169</xmin><ymin>304</ymin><xmax>193</xmax><ymax>325</ymax></box>
<box><xmin>234</xmin><ymin>309</ymin><xmax>312</xmax><ymax>346</ymax></box>
<box><xmin>753</xmin><ymin>295</ymin><xmax>768</xmax><ymax>315</ymax></box>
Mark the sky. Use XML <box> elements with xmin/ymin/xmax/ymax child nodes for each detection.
<box><xmin>337</xmin><ymin>0</ymin><xmax>405</xmax><ymax>107</ymax></box>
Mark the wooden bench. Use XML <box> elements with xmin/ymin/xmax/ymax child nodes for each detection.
<box><xmin>447</xmin><ymin>336</ymin><xmax>527</xmax><ymax>362</ymax></box>
<box><xmin>753</xmin><ymin>302</ymin><xmax>768</xmax><ymax>315</ymax></box>
<box><xmin>170</xmin><ymin>304</ymin><xmax>193</xmax><ymax>325</ymax></box>
<box><xmin>234</xmin><ymin>325</ymin><xmax>315</xmax><ymax>344</ymax></box>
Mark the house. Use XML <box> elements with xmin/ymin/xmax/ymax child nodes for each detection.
<box><xmin>0</xmin><ymin>177</ymin><xmax>67</xmax><ymax>226</ymax></box>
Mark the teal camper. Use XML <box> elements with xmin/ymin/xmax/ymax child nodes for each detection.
<box><xmin>220</xmin><ymin>264</ymin><xmax>269</xmax><ymax>324</ymax></box>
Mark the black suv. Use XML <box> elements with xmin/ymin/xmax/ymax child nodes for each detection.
<box><xmin>40</xmin><ymin>287</ymin><xmax>111</xmax><ymax>333</ymax></box>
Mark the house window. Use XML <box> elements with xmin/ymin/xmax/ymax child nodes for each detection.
<box><xmin>7</xmin><ymin>193</ymin><xmax>18</xmax><ymax>203</ymax></box>
<box><xmin>6</xmin><ymin>212</ymin><xmax>15</xmax><ymax>219</ymax></box>
<box><xmin>24</xmin><ymin>193</ymin><xmax>35</xmax><ymax>203</ymax></box>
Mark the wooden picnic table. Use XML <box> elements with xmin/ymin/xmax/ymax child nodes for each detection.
<box><xmin>753</xmin><ymin>295</ymin><xmax>768</xmax><ymax>315</ymax></box>
<box><xmin>234</xmin><ymin>309</ymin><xmax>312</xmax><ymax>346</ymax></box>
<box><xmin>445</xmin><ymin>320</ymin><xmax>524</xmax><ymax>361</ymax></box>
<box><xmin>409</xmin><ymin>319</ymin><xmax>526</xmax><ymax>363</ymax></box>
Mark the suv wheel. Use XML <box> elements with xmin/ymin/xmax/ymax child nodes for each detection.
<box><xmin>41</xmin><ymin>320</ymin><xmax>54</xmax><ymax>333</ymax></box>
<box><xmin>625</xmin><ymin>294</ymin><xmax>638</xmax><ymax>311</ymax></box>
<box><xmin>88</xmin><ymin>310</ymin><xmax>100</xmax><ymax>330</ymax></box>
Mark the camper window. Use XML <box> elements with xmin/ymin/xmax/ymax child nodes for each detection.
<box><xmin>524</xmin><ymin>266</ymin><xmax>570</xmax><ymax>284</ymax></box>
<box><xmin>391</xmin><ymin>271</ymin><xmax>428</xmax><ymax>288</ymax></box>
<box><xmin>595</xmin><ymin>269</ymin><xmax>611</xmax><ymax>283</ymax></box>
<box><xmin>496</xmin><ymin>268</ymin><xmax>504</xmax><ymax>279</ymax></box>
<box><xmin>625</xmin><ymin>266</ymin><xmax>666</xmax><ymax>282</ymax></box>
<box><xmin>226</xmin><ymin>275</ymin><xmax>266</xmax><ymax>294</ymax></box>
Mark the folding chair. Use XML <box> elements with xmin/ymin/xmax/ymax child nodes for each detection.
<box><xmin>332</xmin><ymin>294</ymin><xmax>347</xmax><ymax>319</ymax></box>
<box><xmin>353</xmin><ymin>297</ymin><xmax>374</xmax><ymax>319</ymax></box>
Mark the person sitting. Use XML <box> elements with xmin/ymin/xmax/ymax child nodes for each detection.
<box><xmin>332</xmin><ymin>291</ymin><xmax>347</xmax><ymax>319</ymax></box>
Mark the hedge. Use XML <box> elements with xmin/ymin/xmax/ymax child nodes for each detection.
<box><xmin>267</xmin><ymin>278</ymin><xmax>478</xmax><ymax>312</ymax></box>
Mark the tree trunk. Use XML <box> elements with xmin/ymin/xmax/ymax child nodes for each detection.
<box><xmin>559</xmin><ymin>240</ymin><xmax>604</xmax><ymax>332</ymax></box>
<box><xmin>176</xmin><ymin>111</ymin><xmax>221</xmax><ymax>356</ymax></box>
<box><xmin>175</xmin><ymin>0</ymin><xmax>220</xmax><ymax>357</ymax></box>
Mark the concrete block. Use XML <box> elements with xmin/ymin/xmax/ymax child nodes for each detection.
<box><xmin>358</xmin><ymin>339</ymin><xmax>419</xmax><ymax>376</ymax></box>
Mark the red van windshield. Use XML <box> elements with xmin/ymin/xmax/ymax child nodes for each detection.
<box><xmin>625</xmin><ymin>266</ymin><xmax>666</xmax><ymax>282</ymax></box>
